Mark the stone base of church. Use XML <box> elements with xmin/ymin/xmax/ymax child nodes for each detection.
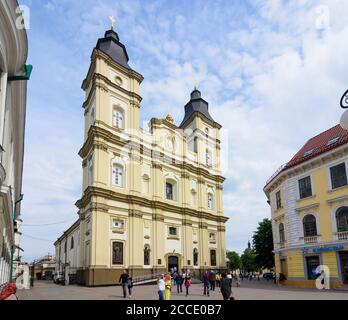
<box><xmin>76</xmin><ymin>266</ymin><xmax>228</xmax><ymax>286</ymax></box>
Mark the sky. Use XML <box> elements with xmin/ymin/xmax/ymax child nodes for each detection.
<box><xmin>18</xmin><ymin>0</ymin><xmax>348</xmax><ymax>262</ymax></box>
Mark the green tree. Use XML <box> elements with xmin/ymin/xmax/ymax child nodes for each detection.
<box><xmin>252</xmin><ymin>218</ymin><xmax>274</xmax><ymax>270</ymax></box>
<box><xmin>240</xmin><ymin>248</ymin><xmax>257</xmax><ymax>272</ymax></box>
<box><xmin>226</xmin><ymin>251</ymin><xmax>240</xmax><ymax>271</ymax></box>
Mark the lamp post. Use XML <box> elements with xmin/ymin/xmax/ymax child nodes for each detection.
<box><xmin>340</xmin><ymin>90</ymin><xmax>348</xmax><ymax>130</ymax></box>
<box><xmin>9</xmin><ymin>194</ymin><xmax>24</xmax><ymax>282</ymax></box>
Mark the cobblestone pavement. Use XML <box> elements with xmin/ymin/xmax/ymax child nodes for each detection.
<box><xmin>16</xmin><ymin>280</ymin><xmax>348</xmax><ymax>300</ymax></box>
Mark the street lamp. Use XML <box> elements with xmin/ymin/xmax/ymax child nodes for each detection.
<box><xmin>339</xmin><ymin>90</ymin><xmax>348</xmax><ymax>130</ymax></box>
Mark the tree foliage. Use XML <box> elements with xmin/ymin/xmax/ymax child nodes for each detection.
<box><xmin>252</xmin><ymin>218</ymin><xmax>275</xmax><ymax>270</ymax></box>
<box><xmin>226</xmin><ymin>251</ymin><xmax>240</xmax><ymax>271</ymax></box>
<box><xmin>240</xmin><ymin>248</ymin><xmax>257</xmax><ymax>272</ymax></box>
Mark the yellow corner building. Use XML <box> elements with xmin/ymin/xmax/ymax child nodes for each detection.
<box><xmin>54</xmin><ymin>27</ymin><xmax>228</xmax><ymax>286</ymax></box>
<box><xmin>264</xmin><ymin>125</ymin><xmax>348</xmax><ymax>288</ymax></box>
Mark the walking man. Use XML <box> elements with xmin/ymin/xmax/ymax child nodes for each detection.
<box><xmin>119</xmin><ymin>270</ymin><xmax>129</xmax><ymax>298</ymax></box>
<box><xmin>220</xmin><ymin>272</ymin><xmax>232</xmax><ymax>300</ymax></box>
<box><xmin>158</xmin><ymin>275</ymin><xmax>165</xmax><ymax>300</ymax></box>
<box><xmin>203</xmin><ymin>271</ymin><xmax>210</xmax><ymax>297</ymax></box>
<box><xmin>176</xmin><ymin>272</ymin><xmax>183</xmax><ymax>294</ymax></box>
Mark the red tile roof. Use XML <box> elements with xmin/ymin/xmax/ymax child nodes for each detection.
<box><xmin>266</xmin><ymin>125</ymin><xmax>348</xmax><ymax>187</ymax></box>
<box><xmin>285</xmin><ymin>125</ymin><xmax>348</xmax><ymax>170</ymax></box>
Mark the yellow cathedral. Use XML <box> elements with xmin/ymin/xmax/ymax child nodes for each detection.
<box><xmin>54</xmin><ymin>27</ymin><xmax>228</xmax><ymax>286</ymax></box>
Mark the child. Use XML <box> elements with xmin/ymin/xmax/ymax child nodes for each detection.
<box><xmin>127</xmin><ymin>276</ymin><xmax>133</xmax><ymax>299</ymax></box>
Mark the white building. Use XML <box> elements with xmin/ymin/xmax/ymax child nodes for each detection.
<box><xmin>0</xmin><ymin>0</ymin><xmax>29</xmax><ymax>286</ymax></box>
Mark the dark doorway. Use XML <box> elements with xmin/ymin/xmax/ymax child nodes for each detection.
<box><xmin>339</xmin><ymin>252</ymin><xmax>348</xmax><ymax>284</ymax></box>
<box><xmin>168</xmin><ymin>256</ymin><xmax>179</xmax><ymax>272</ymax></box>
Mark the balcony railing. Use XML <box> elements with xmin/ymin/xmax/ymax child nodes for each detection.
<box><xmin>336</xmin><ymin>231</ymin><xmax>348</xmax><ymax>241</ymax></box>
<box><xmin>302</xmin><ymin>235</ymin><xmax>319</xmax><ymax>244</ymax></box>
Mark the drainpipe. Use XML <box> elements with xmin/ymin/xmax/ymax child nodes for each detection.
<box><xmin>9</xmin><ymin>194</ymin><xmax>24</xmax><ymax>282</ymax></box>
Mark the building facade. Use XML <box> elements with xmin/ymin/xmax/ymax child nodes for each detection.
<box><xmin>55</xmin><ymin>27</ymin><xmax>228</xmax><ymax>286</ymax></box>
<box><xmin>264</xmin><ymin>125</ymin><xmax>348</xmax><ymax>288</ymax></box>
<box><xmin>0</xmin><ymin>0</ymin><xmax>29</xmax><ymax>286</ymax></box>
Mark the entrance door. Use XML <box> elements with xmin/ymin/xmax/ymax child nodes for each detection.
<box><xmin>280</xmin><ymin>259</ymin><xmax>288</xmax><ymax>278</ymax></box>
<box><xmin>339</xmin><ymin>252</ymin><xmax>348</xmax><ymax>284</ymax></box>
<box><xmin>168</xmin><ymin>256</ymin><xmax>179</xmax><ymax>272</ymax></box>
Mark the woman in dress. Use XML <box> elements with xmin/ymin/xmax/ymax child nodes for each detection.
<box><xmin>164</xmin><ymin>274</ymin><xmax>172</xmax><ymax>300</ymax></box>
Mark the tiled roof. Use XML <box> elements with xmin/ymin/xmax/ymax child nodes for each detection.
<box><xmin>266</xmin><ymin>125</ymin><xmax>348</xmax><ymax>187</ymax></box>
<box><xmin>285</xmin><ymin>125</ymin><xmax>348</xmax><ymax>170</ymax></box>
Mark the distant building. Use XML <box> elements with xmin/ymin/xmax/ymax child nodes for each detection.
<box><xmin>264</xmin><ymin>125</ymin><xmax>348</xmax><ymax>288</ymax></box>
<box><xmin>30</xmin><ymin>255</ymin><xmax>56</xmax><ymax>280</ymax></box>
<box><xmin>55</xmin><ymin>26</ymin><xmax>228</xmax><ymax>286</ymax></box>
<box><xmin>0</xmin><ymin>0</ymin><xmax>29</xmax><ymax>286</ymax></box>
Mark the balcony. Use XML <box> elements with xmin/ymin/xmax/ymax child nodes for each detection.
<box><xmin>336</xmin><ymin>231</ymin><xmax>348</xmax><ymax>241</ymax></box>
<box><xmin>302</xmin><ymin>235</ymin><xmax>320</xmax><ymax>244</ymax></box>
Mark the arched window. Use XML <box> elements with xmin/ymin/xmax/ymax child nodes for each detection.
<box><xmin>303</xmin><ymin>214</ymin><xmax>317</xmax><ymax>237</ymax></box>
<box><xmin>207</xmin><ymin>193</ymin><xmax>214</xmax><ymax>210</ymax></box>
<box><xmin>166</xmin><ymin>182</ymin><xmax>173</xmax><ymax>200</ymax></box>
<box><xmin>193</xmin><ymin>248</ymin><xmax>198</xmax><ymax>266</ymax></box>
<box><xmin>144</xmin><ymin>245</ymin><xmax>150</xmax><ymax>266</ymax></box>
<box><xmin>336</xmin><ymin>207</ymin><xmax>348</xmax><ymax>233</ymax></box>
<box><xmin>112</xmin><ymin>164</ymin><xmax>124</xmax><ymax>187</ymax></box>
<box><xmin>279</xmin><ymin>223</ymin><xmax>285</xmax><ymax>243</ymax></box>
<box><xmin>112</xmin><ymin>107</ymin><xmax>124</xmax><ymax>129</ymax></box>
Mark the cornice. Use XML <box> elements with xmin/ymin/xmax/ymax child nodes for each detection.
<box><xmin>295</xmin><ymin>203</ymin><xmax>320</xmax><ymax>213</ymax></box>
<box><xmin>75</xmin><ymin>186</ymin><xmax>229</xmax><ymax>223</ymax></box>
<box><xmin>264</xmin><ymin>143</ymin><xmax>348</xmax><ymax>195</ymax></box>
<box><xmin>79</xmin><ymin>125</ymin><xmax>226</xmax><ymax>183</ymax></box>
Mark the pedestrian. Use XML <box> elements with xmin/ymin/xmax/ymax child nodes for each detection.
<box><xmin>236</xmin><ymin>274</ymin><xmax>241</xmax><ymax>287</ymax></box>
<box><xmin>165</xmin><ymin>274</ymin><xmax>171</xmax><ymax>300</ymax></box>
<box><xmin>215</xmin><ymin>272</ymin><xmax>221</xmax><ymax>288</ymax></box>
<box><xmin>227</xmin><ymin>271</ymin><xmax>232</xmax><ymax>286</ymax></box>
<box><xmin>202</xmin><ymin>270</ymin><xmax>210</xmax><ymax>297</ymax></box>
<box><xmin>209</xmin><ymin>270</ymin><xmax>216</xmax><ymax>291</ymax></box>
<box><xmin>127</xmin><ymin>276</ymin><xmax>133</xmax><ymax>299</ymax></box>
<box><xmin>119</xmin><ymin>270</ymin><xmax>129</xmax><ymax>298</ymax></box>
<box><xmin>184</xmin><ymin>271</ymin><xmax>191</xmax><ymax>296</ymax></box>
<box><xmin>220</xmin><ymin>272</ymin><xmax>232</xmax><ymax>300</ymax></box>
<box><xmin>176</xmin><ymin>272</ymin><xmax>183</xmax><ymax>294</ymax></box>
<box><xmin>157</xmin><ymin>275</ymin><xmax>165</xmax><ymax>300</ymax></box>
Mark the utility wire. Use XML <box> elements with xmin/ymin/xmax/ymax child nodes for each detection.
<box><xmin>22</xmin><ymin>218</ymin><xmax>75</xmax><ymax>227</ymax></box>
<box><xmin>21</xmin><ymin>233</ymin><xmax>55</xmax><ymax>243</ymax></box>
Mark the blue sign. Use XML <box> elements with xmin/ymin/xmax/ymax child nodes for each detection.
<box><xmin>302</xmin><ymin>245</ymin><xmax>344</xmax><ymax>253</ymax></box>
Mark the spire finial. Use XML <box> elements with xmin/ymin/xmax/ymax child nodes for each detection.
<box><xmin>109</xmin><ymin>15</ymin><xmax>116</xmax><ymax>30</ymax></box>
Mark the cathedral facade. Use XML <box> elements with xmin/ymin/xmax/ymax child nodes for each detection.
<box><xmin>55</xmin><ymin>27</ymin><xmax>228</xmax><ymax>286</ymax></box>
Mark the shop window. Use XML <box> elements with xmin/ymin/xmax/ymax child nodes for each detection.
<box><xmin>306</xmin><ymin>256</ymin><xmax>320</xmax><ymax>280</ymax></box>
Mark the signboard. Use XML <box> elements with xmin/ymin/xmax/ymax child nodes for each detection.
<box><xmin>302</xmin><ymin>245</ymin><xmax>345</xmax><ymax>254</ymax></box>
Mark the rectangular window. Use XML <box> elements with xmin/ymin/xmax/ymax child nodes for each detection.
<box><xmin>306</xmin><ymin>256</ymin><xmax>320</xmax><ymax>280</ymax></box>
<box><xmin>276</xmin><ymin>191</ymin><xmax>282</xmax><ymax>209</ymax></box>
<box><xmin>166</xmin><ymin>183</ymin><xmax>173</xmax><ymax>200</ymax></box>
<box><xmin>210</xmin><ymin>250</ymin><xmax>217</xmax><ymax>266</ymax></box>
<box><xmin>112</xmin><ymin>242</ymin><xmax>123</xmax><ymax>265</ymax></box>
<box><xmin>88</xmin><ymin>158</ymin><xmax>93</xmax><ymax>186</ymax></box>
<box><xmin>330</xmin><ymin>163</ymin><xmax>347</xmax><ymax>189</ymax></box>
<box><xmin>209</xmin><ymin>233</ymin><xmax>216</xmax><ymax>241</ymax></box>
<box><xmin>169</xmin><ymin>227</ymin><xmax>177</xmax><ymax>236</ymax></box>
<box><xmin>299</xmin><ymin>176</ymin><xmax>312</xmax><ymax>199</ymax></box>
<box><xmin>112</xmin><ymin>220</ymin><xmax>124</xmax><ymax>229</ymax></box>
